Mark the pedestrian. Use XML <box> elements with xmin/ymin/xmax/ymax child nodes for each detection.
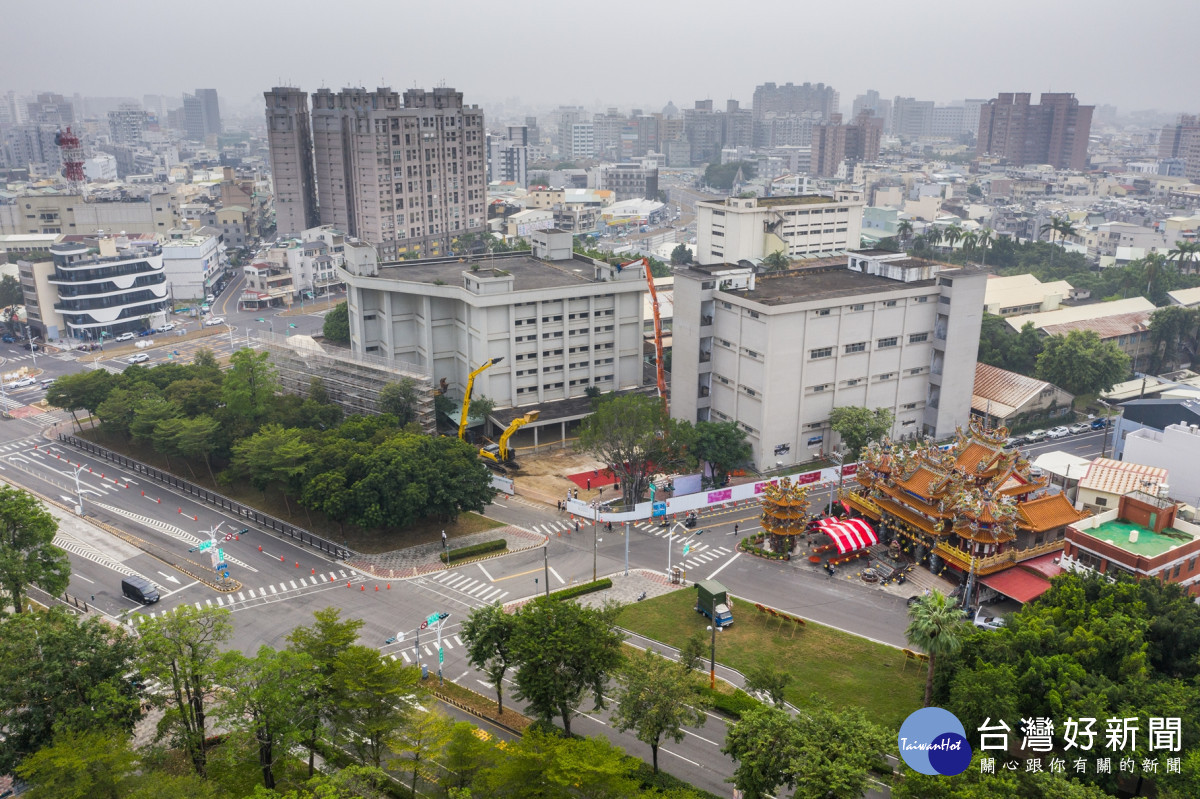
<box><xmin>587</xmin><ymin>478</ymin><xmax>591</xmax><ymax>490</ymax></box>
<box><xmin>607</xmin><ymin>521</ymin><xmax>613</xmax><ymax>532</ymax></box>
<box><xmin>575</xmin><ymin>521</ymin><xmax>580</xmax><ymax>533</ymax></box>
<box><xmin>574</xmin><ymin>488</ymin><xmax>579</xmax><ymax>499</ymax></box>
<box><xmin>441</xmin><ymin>530</ymin><xmax>447</xmax><ymax>549</ymax></box>
<box><xmin>593</xmin><ymin>468</ymin><xmax>599</xmax><ymax>477</ymax></box>
<box><xmin>734</xmin><ymin>523</ymin><xmax>739</xmax><ymax>535</ymax></box>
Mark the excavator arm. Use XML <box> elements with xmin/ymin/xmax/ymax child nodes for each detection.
<box><xmin>637</xmin><ymin>258</ymin><xmax>669</xmax><ymax>415</ymax></box>
<box><xmin>457</xmin><ymin>356</ymin><xmax>503</xmax><ymax>440</ymax></box>
<box><xmin>497</xmin><ymin>410</ymin><xmax>539</xmax><ymax>460</ymax></box>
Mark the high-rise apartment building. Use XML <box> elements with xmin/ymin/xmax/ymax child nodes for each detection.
<box><xmin>264</xmin><ymin>87</ymin><xmax>319</xmax><ymax>237</ymax></box>
<box><xmin>852</xmin><ymin>90</ymin><xmax>891</xmax><ymax>130</ymax></box>
<box><xmin>108</xmin><ymin>102</ymin><xmax>148</xmax><ymax>146</ymax></box>
<box><xmin>26</xmin><ymin>93</ymin><xmax>73</xmax><ymax>126</ymax></box>
<box><xmin>182</xmin><ymin>89</ymin><xmax>221</xmax><ymax>140</ymax></box>
<box><xmin>752</xmin><ymin>82</ymin><xmax>839</xmax><ymax>121</ymax></box>
<box><xmin>891</xmin><ymin>97</ymin><xmax>935</xmax><ymax>139</ymax></box>
<box><xmin>308</xmin><ymin>86</ymin><xmax>486</xmax><ymax>260</ymax></box>
<box><xmin>977</xmin><ymin>92</ymin><xmax>1093</xmax><ymax>170</ymax></box>
<box><xmin>487</xmin><ymin>125</ymin><xmax>530</xmax><ymax>186</ymax></box>
<box><xmin>810</xmin><ymin>114</ymin><xmax>882</xmax><ymax>177</ymax></box>
<box><xmin>1158</xmin><ymin>114</ymin><xmax>1200</xmax><ymax>181</ymax></box>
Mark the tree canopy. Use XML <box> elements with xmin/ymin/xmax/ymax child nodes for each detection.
<box><xmin>704</xmin><ymin>160</ymin><xmax>756</xmax><ymax>191</ymax></box>
<box><xmin>0</xmin><ymin>485</ymin><xmax>69</xmax><ymax>615</ymax></box>
<box><xmin>1035</xmin><ymin>329</ymin><xmax>1130</xmax><ymax>396</ymax></box>
<box><xmin>323</xmin><ymin>301</ymin><xmax>350</xmax><ymax>344</ymax></box>
<box><xmin>576</xmin><ymin>394</ymin><xmax>692</xmax><ymax>506</ymax></box>
<box><xmin>689</xmin><ymin>420</ymin><xmax>752</xmax><ymax>486</ymax></box>
<box><xmin>829</xmin><ymin>406</ymin><xmax>894</xmax><ymax>460</ymax></box>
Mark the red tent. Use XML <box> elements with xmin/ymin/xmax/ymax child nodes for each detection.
<box><xmin>817</xmin><ymin>517</ymin><xmax>878</xmax><ymax>554</ymax></box>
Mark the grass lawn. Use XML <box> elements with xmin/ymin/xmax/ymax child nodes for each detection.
<box><xmin>616</xmin><ymin>590</ymin><xmax>923</xmax><ymax>731</ymax></box>
<box><xmin>75</xmin><ymin>427</ymin><xmax>503</xmax><ymax>554</ymax></box>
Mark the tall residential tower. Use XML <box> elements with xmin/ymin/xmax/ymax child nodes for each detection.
<box><xmin>264</xmin><ymin>87</ymin><xmax>319</xmax><ymax>237</ymax></box>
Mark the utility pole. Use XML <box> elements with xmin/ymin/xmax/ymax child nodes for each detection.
<box><xmin>70</xmin><ymin>462</ymin><xmax>88</xmax><ymax>515</ymax></box>
<box><xmin>542</xmin><ymin>544</ymin><xmax>549</xmax><ymax>597</ymax></box>
<box><xmin>709</xmin><ymin>593</ymin><xmax>718</xmax><ymax>690</ymax></box>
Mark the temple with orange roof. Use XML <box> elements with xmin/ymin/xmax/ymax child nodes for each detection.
<box><xmin>844</xmin><ymin>418</ymin><xmax>1090</xmax><ymax>588</ymax></box>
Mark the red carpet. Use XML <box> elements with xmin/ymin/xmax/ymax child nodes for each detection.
<box><xmin>566</xmin><ymin>468</ymin><xmax>620</xmax><ymax>491</ymax></box>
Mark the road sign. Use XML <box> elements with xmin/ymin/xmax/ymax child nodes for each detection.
<box><xmin>426</xmin><ymin>612</ymin><xmax>441</xmax><ymax>627</ymax></box>
<box><xmin>439</xmin><ymin>647</ymin><xmax>444</xmax><ymax>664</ymax></box>
<box><xmin>420</xmin><ymin>620</ymin><xmax>428</xmax><ymax>630</ymax></box>
<box><xmin>197</xmin><ymin>541</ymin><xmax>213</xmax><ymax>552</ymax></box>
<box><xmin>682</xmin><ymin>543</ymin><xmax>690</xmax><ymax>556</ymax></box>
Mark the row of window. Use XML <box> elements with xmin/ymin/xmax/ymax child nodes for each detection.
<box><xmin>806</xmin><ymin>369</ymin><xmax>926</xmax><ymax>393</ymax></box>
<box><xmin>516</xmin><ymin>374</ymin><xmax>613</xmax><ymax>395</ymax></box>
<box><xmin>809</xmin><ymin>334</ymin><xmax>931</xmax><ymax>359</ymax></box>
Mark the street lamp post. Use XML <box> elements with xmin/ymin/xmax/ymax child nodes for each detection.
<box><xmin>827</xmin><ymin>446</ymin><xmax>846</xmax><ymax>514</ymax></box>
<box><xmin>707</xmin><ymin>593</ymin><xmax>720</xmax><ymax>690</ymax></box>
<box><xmin>542</xmin><ymin>544</ymin><xmax>549</xmax><ymax>597</ymax></box>
<box><xmin>1098</xmin><ymin>400</ymin><xmax>1116</xmax><ymax>459</ymax></box>
<box><xmin>70</xmin><ymin>462</ymin><xmax>88</xmax><ymax>515</ymax></box>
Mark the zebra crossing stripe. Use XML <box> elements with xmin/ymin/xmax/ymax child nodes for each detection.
<box><xmin>442</xmin><ymin>638</ymin><xmax>454</xmax><ymax>650</ymax></box>
<box><xmin>320</xmin><ymin>574</ymin><xmax>327</xmax><ymax>582</ymax></box>
<box><xmin>401</xmin><ymin>652</ymin><xmax>411</xmax><ymax>663</ymax></box>
<box><xmin>290</xmin><ymin>580</ymin><xmax>298</xmax><ymax>590</ymax></box>
<box><xmin>237</xmin><ymin>592</ymin><xmax>245</xmax><ymax>601</ymax></box>
<box><xmin>205</xmin><ymin>599</ymin><xmax>212</xmax><ymax>607</ymax></box>
<box><xmin>454</xmin><ymin>635</ymin><xmax>463</xmax><ymax>646</ymax></box>
<box><xmin>269</xmin><ymin>585</ymin><xmax>277</xmax><ymax>594</ymax></box>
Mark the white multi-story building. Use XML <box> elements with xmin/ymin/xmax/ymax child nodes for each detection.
<box><xmin>694</xmin><ymin>193</ymin><xmax>864</xmax><ymax>265</ymax></box>
<box><xmin>671</xmin><ymin>250</ymin><xmax>986</xmax><ymax>471</ymax></box>
<box><xmin>340</xmin><ymin>229</ymin><xmax>647</xmax><ymax>423</ymax></box>
<box><xmin>42</xmin><ymin>238</ymin><xmax>169</xmax><ymax>340</ymax></box>
<box><xmin>161</xmin><ymin>230</ymin><xmax>222</xmax><ymax>301</ymax></box>
<box><xmin>1122</xmin><ymin>423</ymin><xmax>1200</xmax><ymax>508</ymax></box>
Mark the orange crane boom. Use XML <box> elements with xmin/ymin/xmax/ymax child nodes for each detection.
<box><xmin>634</xmin><ymin>258</ymin><xmax>669</xmax><ymax>415</ymax></box>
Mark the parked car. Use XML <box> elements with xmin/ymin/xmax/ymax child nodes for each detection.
<box><xmin>1047</xmin><ymin>426</ymin><xmax>1071</xmax><ymax>439</ymax></box>
<box><xmin>1025</xmin><ymin>429</ymin><xmax>1049</xmax><ymax>442</ymax></box>
<box><xmin>1002</xmin><ymin>436</ymin><xmax>1023</xmax><ymax>449</ymax></box>
<box><xmin>8</xmin><ymin>376</ymin><xmax>36</xmax><ymax>388</ymax></box>
<box><xmin>1</xmin><ymin>335</ymin><xmax>13</xmax><ymax>343</ymax></box>
<box><xmin>22</xmin><ymin>341</ymin><xmax>38</xmax><ymax>351</ymax></box>
<box><xmin>1091</xmin><ymin>418</ymin><xmax>1111</xmax><ymax>430</ymax></box>
<box><xmin>1068</xmin><ymin>422</ymin><xmax>1091</xmax><ymax>434</ymax></box>
<box><xmin>159</xmin><ymin>322</ymin><xmax>176</xmax><ymax>331</ymax></box>
<box><xmin>115</xmin><ymin>332</ymin><xmax>136</xmax><ymax>342</ymax></box>
<box><xmin>974</xmin><ymin>608</ymin><xmax>1006</xmax><ymax>631</ymax></box>
<box><xmin>137</xmin><ymin>328</ymin><xmax>154</xmax><ymax>336</ymax></box>
<box><xmin>204</xmin><ymin>316</ymin><xmax>225</xmax><ymax>327</ymax></box>
<box><xmin>206</xmin><ymin>294</ymin><xmax>216</xmax><ymax>304</ymax></box>
<box><xmin>128</xmin><ymin>353</ymin><xmax>150</xmax><ymax>364</ymax></box>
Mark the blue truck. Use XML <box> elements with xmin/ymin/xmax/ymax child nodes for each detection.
<box><xmin>695</xmin><ymin>579</ymin><xmax>733</xmax><ymax>627</ymax></box>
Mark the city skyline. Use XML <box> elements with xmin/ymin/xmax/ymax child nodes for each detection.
<box><xmin>2</xmin><ymin>0</ymin><xmax>1197</xmax><ymax>117</ymax></box>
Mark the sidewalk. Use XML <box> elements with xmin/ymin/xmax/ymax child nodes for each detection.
<box><xmin>345</xmin><ymin>525</ymin><xmax>547</xmax><ymax>579</ymax></box>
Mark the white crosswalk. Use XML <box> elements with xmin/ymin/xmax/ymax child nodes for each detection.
<box><xmin>427</xmin><ymin>570</ymin><xmax>509</xmax><ymax>603</ymax></box>
<box><xmin>54</xmin><ymin>529</ymin><xmax>146</xmax><ymax>581</ymax></box>
<box><xmin>95</xmin><ymin>502</ymin><xmax>259</xmax><ymax>572</ymax></box>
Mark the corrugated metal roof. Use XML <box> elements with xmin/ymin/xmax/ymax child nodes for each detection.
<box><xmin>973</xmin><ymin>363</ymin><xmax>1058</xmax><ymax>414</ymax></box>
<box><xmin>1005</xmin><ymin>297</ymin><xmax>1155</xmax><ymax>332</ymax></box>
<box><xmin>1040</xmin><ymin>310</ymin><xmax>1153</xmax><ymax>341</ymax></box>
<box><xmin>1078</xmin><ymin>457</ymin><xmax>1168</xmax><ymax>496</ymax></box>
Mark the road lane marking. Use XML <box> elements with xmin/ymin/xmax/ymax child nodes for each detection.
<box><xmin>290</xmin><ymin>580</ymin><xmax>298</xmax><ymax>589</ymax></box>
<box><xmin>549</xmin><ymin>566</ymin><xmax>565</xmax><ymax>585</ymax></box>
<box><xmin>490</xmin><ymin>567</ymin><xmax>544</xmax><ymax>583</ymax></box>
<box><xmin>477</xmin><ymin>563</ymin><xmax>494</xmax><ymax>582</ymax></box>
<box><xmin>706</xmin><ymin>552</ymin><xmax>741</xmax><ymax>580</ymax></box>
<box><xmin>270</xmin><ymin>585</ymin><xmax>277</xmax><ymax>594</ymax></box>
<box><xmin>237</xmin><ymin>592</ymin><xmax>245</xmax><ymax>601</ymax></box>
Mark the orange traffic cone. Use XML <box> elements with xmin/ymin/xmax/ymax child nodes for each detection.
<box><xmin>360</xmin><ymin>585</ymin><xmax>365</xmax><ymax>592</ymax></box>
<box><xmin>374</xmin><ymin>585</ymin><xmax>379</xmax><ymax>592</ymax></box>
<box><xmin>386</xmin><ymin>583</ymin><xmax>390</xmax><ymax>590</ymax></box>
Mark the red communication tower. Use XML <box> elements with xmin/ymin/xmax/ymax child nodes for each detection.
<box><xmin>55</xmin><ymin>127</ymin><xmax>86</xmax><ymax>194</ymax></box>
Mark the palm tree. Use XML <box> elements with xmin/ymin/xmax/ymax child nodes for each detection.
<box><xmin>960</xmin><ymin>230</ymin><xmax>978</xmax><ymax>258</ymax></box>
<box><xmin>1039</xmin><ymin>216</ymin><xmax>1077</xmax><ymax>267</ymax></box>
<box><xmin>1168</xmin><ymin>240</ymin><xmax>1200</xmax><ymax>275</ymax></box>
<box><xmin>1141</xmin><ymin>252</ymin><xmax>1171</xmax><ymax>303</ymax></box>
<box><xmin>905</xmin><ymin>589</ymin><xmax>967</xmax><ymax>707</ymax></box>
<box><xmin>761</xmin><ymin>249</ymin><xmax>790</xmax><ymax>272</ymax></box>
<box><xmin>925</xmin><ymin>227</ymin><xmax>943</xmax><ymax>251</ymax></box>
<box><xmin>896</xmin><ymin>220</ymin><xmax>914</xmax><ymax>250</ymax></box>
<box><xmin>976</xmin><ymin>228</ymin><xmax>995</xmax><ymax>268</ymax></box>
<box><xmin>943</xmin><ymin>226</ymin><xmax>964</xmax><ymax>252</ymax></box>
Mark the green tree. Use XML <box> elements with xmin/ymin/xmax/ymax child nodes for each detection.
<box><xmin>723</xmin><ymin>705</ymin><xmax>804</xmax><ymax>799</ymax></box>
<box><xmin>331</xmin><ymin>644</ymin><xmax>421</xmax><ymax>768</ymax></box>
<box><xmin>896</xmin><ymin>219</ymin><xmax>914</xmax><ymax>249</ymax></box>
<box><xmin>893</xmin><ymin>751</ymin><xmax>1115</xmax><ymax>798</ymax></box>
<box><xmin>576</xmin><ymin>393</ymin><xmax>691</xmax><ymax>506</ymax></box>
<box><xmin>163</xmin><ymin>377</ymin><xmax>223</xmax><ymax>417</ymax></box>
<box><xmin>467</xmin><ymin>393</ymin><xmax>495</xmax><ymax>425</ymax></box>
<box><xmin>175</xmin><ymin>415</ymin><xmax>221</xmax><ymax>483</ymax></box>
<box><xmin>222</xmin><ymin>348</ymin><xmax>280</xmax><ymax>427</ymax></box>
<box><xmin>829</xmin><ymin>406</ymin><xmax>894</xmax><ymax>460</ymax></box>
<box><xmin>0</xmin><ymin>274</ymin><xmax>24</xmax><ymax>308</ymax></box>
<box><xmin>129</xmin><ymin>395</ymin><xmax>182</xmax><ymax>444</ymax></box>
<box><xmin>378</xmin><ymin>377</ymin><xmax>421</xmax><ymax>425</ymax></box>
<box><xmin>140</xmin><ymin>605</ymin><xmax>233</xmax><ymax>776</ymax></box>
<box><xmin>0</xmin><ymin>486</ymin><xmax>68</xmax><ymax>615</ymax></box>
<box><xmin>441</xmin><ymin>721</ymin><xmax>497</xmax><ymax>792</ymax></box>
<box><xmin>703</xmin><ymin>161</ymin><xmax>756</xmax><ymax>191</ymax></box>
<box><xmin>392</xmin><ymin>708</ymin><xmax>454</xmax><ymax>795</ymax></box>
<box><xmin>612</xmin><ymin>648</ymin><xmax>708</xmax><ymax>773</ymax></box>
<box><xmin>744</xmin><ymin>663</ymin><xmax>792</xmax><ymax>707</ymax></box>
<box><xmin>511</xmin><ymin>597</ymin><xmax>625</xmax><ymax>736</ymax></box>
<box><xmin>905</xmin><ymin>589</ymin><xmax>967</xmax><ymax>707</ymax></box>
<box><xmin>324</xmin><ymin>301</ymin><xmax>350</xmax><ymax>344</ymax></box>
<box><xmin>15</xmin><ymin>730</ymin><xmax>136</xmax><ymax>799</ymax></box>
<box><xmin>1148</xmin><ymin>304</ymin><xmax>1199</xmax><ymax>372</ymax></box>
<box><xmin>474</xmin><ymin>726</ymin><xmax>640</xmax><ymax>799</ymax></box>
<box><xmin>691</xmin><ymin>420</ymin><xmax>752</xmax><ymax>486</ymax></box>
<box><xmin>287</xmin><ymin>608</ymin><xmax>364</xmax><ymax>778</ymax></box>
<box><xmin>229</xmin><ymin>423</ymin><xmax>314</xmax><ymax>512</ymax></box>
<box><xmin>215</xmin><ymin>646</ymin><xmax>318</xmax><ymax>790</ymax></box>
<box><xmin>461</xmin><ymin>602</ymin><xmax>518</xmax><ymax>716</ymax></box>
<box><xmin>1035</xmin><ymin>329</ymin><xmax>1130</xmax><ymax>396</ymax></box>
<box><xmin>678</xmin><ymin>630</ymin><xmax>707</xmax><ymax>673</ymax></box>
<box><xmin>95</xmin><ymin>386</ymin><xmax>143</xmax><ymax>439</ymax></box>
<box><xmin>1169</xmin><ymin>239</ymin><xmax>1200</xmax><ymax>275</ymax></box>
<box><xmin>0</xmin><ymin>608</ymin><xmax>140</xmax><ymax>773</ymax></box>
<box><xmin>1010</xmin><ymin>321</ymin><xmax>1045</xmax><ymax>375</ymax></box>
<box><xmin>976</xmin><ymin>227</ymin><xmax>995</xmax><ymax>268</ymax></box>
<box><xmin>669</xmin><ymin>243</ymin><xmax>693</xmax><ymax>265</ymax></box>
<box><xmin>45</xmin><ymin>370</ymin><xmax>115</xmax><ymax>429</ymax></box>
<box><xmin>791</xmin><ymin>702</ymin><xmax>892</xmax><ymax>799</ymax></box>
<box><xmin>761</xmin><ymin>249</ymin><xmax>790</xmax><ymax>271</ymax></box>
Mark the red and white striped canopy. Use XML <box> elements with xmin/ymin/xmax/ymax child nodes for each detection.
<box><xmin>817</xmin><ymin>517</ymin><xmax>878</xmax><ymax>554</ymax></box>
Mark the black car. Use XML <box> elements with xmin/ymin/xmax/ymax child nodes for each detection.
<box><xmin>22</xmin><ymin>341</ymin><xmax>38</xmax><ymax>351</ymax></box>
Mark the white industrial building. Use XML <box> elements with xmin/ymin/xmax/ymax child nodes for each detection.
<box><xmin>340</xmin><ymin>229</ymin><xmax>648</xmax><ymax>432</ymax></box>
<box><xmin>671</xmin><ymin>249</ymin><xmax>987</xmax><ymax>471</ymax></box>
<box><xmin>694</xmin><ymin>192</ymin><xmax>865</xmax><ymax>265</ymax></box>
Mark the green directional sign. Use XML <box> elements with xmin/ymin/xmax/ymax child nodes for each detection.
<box><xmin>682</xmin><ymin>543</ymin><xmax>690</xmax><ymax>556</ymax></box>
<box><xmin>439</xmin><ymin>647</ymin><xmax>444</xmax><ymax>664</ymax></box>
<box><xmin>426</xmin><ymin>612</ymin><xmax>441</xmax><ymax>627</ymax></box>
<box><xmin>197</xmin><ymin>541</ymin><xmax>213</xmax><ymax>552</ymax></box>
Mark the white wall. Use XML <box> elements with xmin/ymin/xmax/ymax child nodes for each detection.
<box><xmin>1123</xmin><ymin>423</ymin><xmax>1200</xmax><ymax>506</ymax></box>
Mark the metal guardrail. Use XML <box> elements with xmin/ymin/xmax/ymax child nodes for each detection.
<box><xmin>57</xmin><ymin>434</ymin><xmax>356</xmax><ymax>561</ymax></box>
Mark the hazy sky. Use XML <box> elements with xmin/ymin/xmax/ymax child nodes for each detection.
<box><xmin>6</xmin><ymin>0</ymin><xmax>1197</xmax><ymax>116</ymax></box>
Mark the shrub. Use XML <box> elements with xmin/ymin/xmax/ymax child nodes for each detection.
<box><xmin>696</xmin><ymin>685</ymin><xmax>761</xmax><ymax>719</ymax></box>
<box><xmin>550</xmin><ymin>578</ymin><xmax>612</xmax><ymax>601</ymax></box>
<box><xmin>440</xmin><ymin>538</ymin><xmax>507</xmax><ymax>563</ymax></box>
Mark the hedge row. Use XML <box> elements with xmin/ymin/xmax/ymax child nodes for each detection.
<box><xmin>739</xmin><ymin>536</ymin><xmax>790</xmax><ymax>561</ymax></box>
<box><xmin>440</xmin><ymin>538</ymin><xmax>507</xmax><ymax>564</ymax></box>
<box><xmin>550</xmin><ymin>578</ymin><xmax>613</xmax><ymax>602</ymax></box>
<box><xmin>697</xmin><ymin>685</ymin><xmax>762</xmax><ymax>719</ymax></box>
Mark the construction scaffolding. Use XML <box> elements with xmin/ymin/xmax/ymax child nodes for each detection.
<box><xmin>249</xmin><ymin>331</ymin><xmax>435</xmax><ymax>432</ymax></box>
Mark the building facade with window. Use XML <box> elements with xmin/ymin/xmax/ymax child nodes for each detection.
<box><xmin>340</xmin><ymin>229</ymin><xmax>647</xmax><ymax>412</ymax></box>
<box><xmin>694</xmin><ymin>193</ymin><xmax>864</xmax><ymax>265</ymax></box>
<box><xmin>41</xmin><ymin>238</ymin><xmax>169</xmax><ymax>340</ymax></box>
<box><xmin>671</xmin><ymin>249</ymin><xmax>986</xmax><ymax>470</ymax></box>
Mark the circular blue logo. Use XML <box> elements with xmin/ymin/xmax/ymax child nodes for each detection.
<box><xmin>897</xmin><ymin>707</ymin><xmax>972</xmax><ymax>775</ymax></box>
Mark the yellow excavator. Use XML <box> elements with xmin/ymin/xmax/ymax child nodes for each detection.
<box><xmin>480</xmin><ymin>410</ymin><xmax>539</xmax><ymax>471</ymax></box>
<box><xmin>457</xmin><ymin>357</ymin><xmax>503</xmax><ymax>441</ymax></box>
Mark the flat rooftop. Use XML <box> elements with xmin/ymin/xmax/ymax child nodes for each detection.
<box><xmin>1088</xmin><ymin>519</ymin><xmax>1196</xmax><ymax>559</ymax></box>
<box><xmin>686</xmin><ymin>258</ymin><xmax>940</xmax><ymax>306</ymax></box>
<box><xmin>375</xmin><ymin>252</ymin><xmax>598</xmax><ymax>291</ymax></box>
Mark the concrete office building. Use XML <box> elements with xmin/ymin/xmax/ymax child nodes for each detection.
<box><xmin>671</xmin><ymin>250</ymin><xmax>986</xmax><ymax>471</ymax></box>
<box><xmin>891</xmin><ymin>97</ymin><xmax>935</xmax><ymax>139</ymax></box>
<box><xmin>977</xmin><ymin>93</ymin><xmax>1093</xmax><ymax>170</ymax></box>
<box><xmin>309</xmin><ymin>86</ymin><xmax>487</xmax><ymax>261</ymax></box>
<box><xmin>107</xmin><ymin>103</ymin><xmax>148</xmax><ymax>146</ymax></box>
<box><xmin>694</xmin><ymin>193</ymin><xmax>864</xmax><ymax>265</ymax></box>
<box><xmin>264</xmin><ymin>87</ymin><xmax>319</xmax><ymax>237</ymax></box>
<box><xmin>0</xmin><ymin>189</ymin><xmax>180</xmax><ymax>236</ymax></box>
<box><xmin>753</xmin><ymin>82</ymin><xmax>839</xmax><ymax>121</ymax></box>
<box><xmin>597</xmin><ymin>162</ymin><xmax>659</xmax><ymax>201</ymax></box>
<box><xmin>487</xmin><ymin>125</ymin><xmax>530</xmax><ymax>187</ymax></box>
<box><xmin>183</xmin><ymin>89</ymin><xmax>221</xmax><ymax>140</ymax></box>
<box><xmin>340</xmin><ymin>229</ymin><xmax>647</xmax><ymax>415</ymax></box>
<box><xmin>161</xmin><ymin>230</ymin><xmax>222</xmax><ymax>301</ymax></box>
